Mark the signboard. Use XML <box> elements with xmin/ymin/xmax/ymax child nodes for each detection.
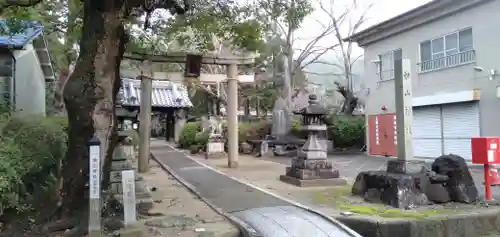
<box><xmin>89</xmin><ymin>145</ymin><xmax>100</xmax><ymax>199</ymax></box>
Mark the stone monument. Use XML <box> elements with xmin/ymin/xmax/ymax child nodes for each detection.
<box><xmin>279</xmin><ymin>94</ymin><xmax>347</xmax><ymax>187</ymax></box>
<box><xmin>271</xmin><ymin>89</ymin><xmax>293</xmax><ymax>139</ymax></box>
<box><xmin>205</xmin><ymin>114</ymin><xmax>225</xmax><ymax>159</ymax></box>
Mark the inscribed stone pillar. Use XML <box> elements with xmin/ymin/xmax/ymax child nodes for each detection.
<box><xmin>386</xmin><ymin>50</ymin><xmax>422</xmax><ymax>173</ymax></box>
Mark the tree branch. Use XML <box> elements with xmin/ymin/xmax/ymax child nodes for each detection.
<box><xmin>0</xmin><ymin>0</ymin><xmax>42</xmax><ymax>8</ymax></box>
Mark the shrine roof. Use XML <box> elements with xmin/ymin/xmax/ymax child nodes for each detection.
<box><xmin>119</xmin><ymin>77</ymin><xmax>193</xmax><ymax>108</ymax></box>
<box><xmin>0</xmin><ymin>20</ymin><xmax>44</xmax><ymax>49</ymax></box>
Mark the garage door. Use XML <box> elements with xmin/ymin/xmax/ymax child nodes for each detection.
<box><xmin>442</xmin><ymin>102</ymin><xmax>480</xmax><ymax>160</ymax></box>
<box><xmin>412</xmin><ymin>106</ymin><xmax>442</xmax><ymax>158</ymax></box>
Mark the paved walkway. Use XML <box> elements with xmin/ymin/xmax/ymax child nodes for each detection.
<box><xmin>141</xmin><ymin>161</ymin><xmax>239</xmax><ymax>237</ymax></box>
<box><xmin>150</xmin><ymin>139</ymin><xmax>289</xmax><ymax>213</ymax></box>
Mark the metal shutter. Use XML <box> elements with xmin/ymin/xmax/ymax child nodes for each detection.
<box><xmin>412</xmin><ymin>106</ymin><xmax>443</xmax><ymax>158</ymax></box>
<box><xmin>442</xmin><ymin>102</ymin><xmax>480</xmax><ymax>160</ymax></box>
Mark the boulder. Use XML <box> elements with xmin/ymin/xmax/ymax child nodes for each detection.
<box><xmin>431</xmin><ymin>154</ymin><xmax>478</xmax><ymax>203</ymax></box>
<box><xmin>352</xmin><ymin>171</ymin><xmax>425</xmax><ymax>208</ymax></box>
<box><xmin>415</xmin><ymin>166</ymin><xmax>451</xmax><ymax>203</ymax></box>
<box><xmin>363</xmin><ymin>188</ymin><xmax>382</xmax><ymax>203</ymax></box>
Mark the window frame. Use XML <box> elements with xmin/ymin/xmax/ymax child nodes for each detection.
<box><xmin>419</xmin><ymin>27</ymin><xmax>474</xmax><ymax>63</ymax></box>
<box><xmin>377</xmin><ymin>50</ymin><xmax>395</xmax><ymax>81</ymax></box>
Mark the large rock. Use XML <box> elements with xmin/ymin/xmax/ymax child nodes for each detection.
<box><xmin>431</xmin><ymin>154</ymin><xmax>478</xmax><ymax>203</ymax></box>
<box><xmin>352</xmin><ymin>171</ymin><xmax>426</xmax><ymax>208</ymax></box>
<box><xmin>415</xmin><ymin>166</ymin><xmax>451</xmax><ymax>203</ymax></box>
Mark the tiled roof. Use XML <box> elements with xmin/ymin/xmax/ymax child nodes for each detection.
<box><xmin>119</xmin><ymin>77</ymin><xmax>193</xmax><ymax>108</ymax></box>
<box><xmin>0</xmin><ymin>20</ymin><xmax>44</xmax><ymax>48</ymax></box>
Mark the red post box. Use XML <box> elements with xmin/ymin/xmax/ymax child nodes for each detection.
<box><xmin>471</xmin><ymin>137</ymin><xmax>500</xmax><ymax>201</ymax></box>
<box><xmin>471</xmin><ymin>137</ymin><xmax>500</xmax><ymax>164</ymax></box>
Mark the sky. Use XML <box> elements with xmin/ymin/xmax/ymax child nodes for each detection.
<box><xmin>294</xmin><ymin>0</ymin><xmax>433</xmax><ymax>57</ymax></box>
<box><xmin>294</xmin><ymin>0</ymin><xmax>433</xmax><ymax>89</ymax></box>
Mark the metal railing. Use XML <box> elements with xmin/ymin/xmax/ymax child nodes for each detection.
<box><xmin>419</xmin><ymin>50</ymin><xmax>475</xmax><ymax>73</ymax></box>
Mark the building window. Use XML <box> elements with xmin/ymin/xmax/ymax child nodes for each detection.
<box><xmin>419</xmin><ymin>28</ymin><xmax>475</xmax><ymax>72</ymax></box>
<box><xmin>378</xmin><ymin>51</ymin><xmax>394</xmax><ymax>81</ymax></box>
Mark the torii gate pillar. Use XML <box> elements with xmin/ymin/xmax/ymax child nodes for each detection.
<box><xmin>226</xmin><ymin>63</ymin><xmax>239</xmax><ymax>168</ymax></box>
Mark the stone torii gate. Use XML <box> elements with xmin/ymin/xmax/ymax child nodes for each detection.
<box><xmin>124</xmin><ymin>51</ymin><xmax>256</xmax><ymax>172</ymax></box>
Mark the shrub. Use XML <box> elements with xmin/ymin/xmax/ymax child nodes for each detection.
<box><xmin>328</xmin><ymin>116</ymin><xmax>365</xmax><ymax>148</ymax></box>
<box><xmin>290</xmin><ymin>119</ymin><xmax>308</xmax><ymax>139</ymax></box>
<box><xmin>0</xmin><ymin>115</ymin><xmax>67</xmax><ymax>215</ymax></box>
<box><xmin>178</xmin><ymin>122</ymin><xmax>201</xmax><ymax>149</ymax></box>
<box><xmin>180</xmin><ymin>119</ymin><xmax>275</xmax><ymax>153</ymax></box>
<box><xmin>240</xmin><ymin>120</ymin><xmax>272</xmax><ymax>142</ymax></box>
<box><xmin>190</xmin><ymin>131</ymin><xmax>209</xmax><ymax>153</ymax></box>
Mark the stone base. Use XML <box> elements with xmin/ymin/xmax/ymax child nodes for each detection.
<box><xmin>280</xmin><ymin>175</ymin><xmax>347</xmax><ymax>187</ymax></box>
<box><xmin>281</xmin><ymin>158</ymin><xmax>346</xmax><ymax>187</ymax></box>
<box><xmin>205</xmin><ymin>152</ymin><xmax>227</xmax><ymax>159</ymax></box>
<box><xmin>206</xmin><ymin>140</ymin><xmax>225</xmax><ymax>159</ymax></box>
<box><xmin>386</xmin><ymin>159</ymin><xmax>426</xmax><ymax>174</ymax></box>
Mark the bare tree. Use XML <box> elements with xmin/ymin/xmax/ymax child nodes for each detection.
<box><xmin>255</xmin><ymin>0</ymin><xmax>339</xmax><ymax>88</ymax></box>
<box><xmin>318</xmin><ymin>0</ymin><xmax>371</xmax><ymax>115</ymax></box>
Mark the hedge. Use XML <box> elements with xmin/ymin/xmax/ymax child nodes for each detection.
<box><xmin>328</xmin><ymin>115</ymin><xmax>365</xmax><ymax>148</ymax></box>
<box><xmin>179</xmin><ymin>116</ymin><xmax>365</xmax><ymax>153</ymax></box>
<box><xmin>0</xmin><ymin>115</ymin><xmax>68</xmax><ymax>215</ymax></box>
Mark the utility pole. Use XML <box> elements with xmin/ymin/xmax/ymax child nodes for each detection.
<box><xmin>138</xmin><ymin>59</ymin><xmax>153</xmax><ymax>173</ymax></box>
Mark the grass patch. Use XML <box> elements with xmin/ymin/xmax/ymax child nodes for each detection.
<box><xmin>312</xmin><ymin>185</ymin><xmax>459</xmax><ymax>219</ymax></box>
<box><xmin>336</xmin><ymin>201</ymin><xmax>458</xmax><ymax>219</ymax></box>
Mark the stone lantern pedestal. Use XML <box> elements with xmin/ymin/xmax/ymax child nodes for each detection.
<box><xmin>206</xmin><ymin>135</ymin><xmax>226</xmax><ymax>159</ymax></box>
<box><xmin>279</xmin><ymin>95</ymin><xmax>346</xmax><ymax>187</ymax></box>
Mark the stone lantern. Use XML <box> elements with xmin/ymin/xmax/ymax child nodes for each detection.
<box><xmin>279</xmin><ymin>94</ymin><xmax>346</xmax><ymax>187</ymax></box>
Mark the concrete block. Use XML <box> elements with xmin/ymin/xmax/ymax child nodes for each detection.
<box><xmin>279</xmin><ymin>174</ymin><xmax>347</xmax><ymax>187</ymax></box>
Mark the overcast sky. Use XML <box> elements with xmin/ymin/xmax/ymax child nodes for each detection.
<box><xmin>294</xmin><ymin>0</ymin><xmax>433</xmax><ymax>57</ymax></box>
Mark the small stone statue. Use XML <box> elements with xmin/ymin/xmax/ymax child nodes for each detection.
<box><xmin>205</xmin><ymin>115</ymin><xmax>226</xmax><ymax>159</ymax></box>
<box><xmin>208</xmin><ymin>115</ymin><xmax>223</xmax><ymax>138</ymax></box>
<box><xmin>174</xmin><ymin>109</ymin><xmax>187</xmax><ymax>143</ymax></box>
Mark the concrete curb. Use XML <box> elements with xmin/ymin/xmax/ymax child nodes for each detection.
<box><xmin>334</xmin><ymin>209</ymin><xmax>500</xmax><ymax>237</ymax></box>
<box><xmin>149</xmin><ymin>153</ymin><xmax>256</xmax><ymax>237</ymax></box>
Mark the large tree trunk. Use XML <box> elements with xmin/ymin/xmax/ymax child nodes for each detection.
<box><xmin>60</xmin><ymin>0</ymin><xmax>127</xmax><ymax>216</ymax></box>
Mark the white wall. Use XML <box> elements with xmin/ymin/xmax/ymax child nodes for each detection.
<box><xmin>13</xmin><ymin>44</ymin><xmax>46</xmax><ymax>116</ymax></box>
